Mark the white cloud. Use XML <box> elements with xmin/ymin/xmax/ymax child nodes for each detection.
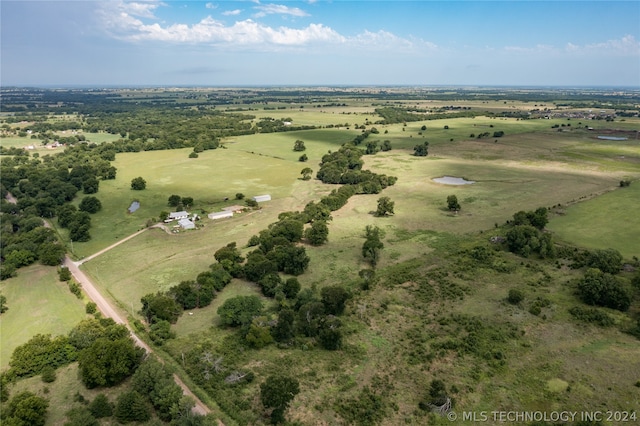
<box><xmin>575</xmin><ymin>35</ymin><xmax>640</xmax><ymax>56</ymax></box>
<box><xmin>253</xmin><ymin>4</ymin><xmax>310</xmax><ymax>18</ymax></box>
<box><xmin>98</xmin><ymin>1</ymin><xmax>438</xmax><ymax>53</ymax></box>
<box><xmin>503</xmin><ymin>35</ymin><xmax>640</xmax><ymax>56</ymax></box>
<box><xmin>205</xmin><ymin>3</ymin><xmax>217</xmax><ymax>10</ymax></box>
<box><xmin>223</xmin><ymin>9</ymin><xmax>242</xmax><ymax>16</ymax></box>
<box><xmin>114</xmin><ymin>0</ymin><xmax>162</xmax><ymax>19</ymax></box>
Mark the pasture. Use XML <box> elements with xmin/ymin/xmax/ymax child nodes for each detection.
<box><xmin>0</xmin><ymin>265</ymin><xmax>87</xmax><ymax>369</ymax></box>
<box><xmin>548</xmin><ymin>182</ymin><xmax>640</xmax><ymax>258</ymax></box>
<box><xmin>78</xmin><ymin>114</ymin><xmax>639</xmax><ymax>323</ymax></box>
<box><xmin>68</xmin><ymin>146</ymin><xmax>328</xmax><ymax>258</ymax></box>
<box><xmin>2</xmin><ymin>89</ymin><xmax>639</xmax><ymax>424</ymax></box>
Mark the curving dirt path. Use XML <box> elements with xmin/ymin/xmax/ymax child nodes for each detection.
<box><xmin>62</xmin><ymin>235</ymin><xmax>212</xmax><ymax>416</ymax></box>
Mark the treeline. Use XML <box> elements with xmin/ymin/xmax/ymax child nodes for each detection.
<box><xmin>254</xmin><ymin>117</ymin><xmax>317</xmax><ymax>133</ymax></box>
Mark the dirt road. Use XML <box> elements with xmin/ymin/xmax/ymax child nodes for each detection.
<box><xmin>64</xmin><ymin>248</ymin><xmax>211</xmax><ymax>416</ymax></box>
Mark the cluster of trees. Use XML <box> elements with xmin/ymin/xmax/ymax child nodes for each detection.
<box><xmin>217</xmin><ymin>284</ymin><xmax>351</xmax><ymax>351</ymax></box>
<box><xmin>316</xmin><ymin>145</ymin><xmax>397</xmax><ymax>193</ymax></box>
<box><xmin>254</xmin><ymin>117</ymin><xmax>315</xmax><ymax>133</ymax></box>
<box><xmin>1</xmin><ymin>142</ymin><xmax>120</xmax><ymax>278</ymax></box>
<box><xmin>413</xmin><ymin>141</ymin><xmax>429</xmax><ymax>156</ymax></box>
<box><xmin>3</xmin><ymin>318</ymin><xmax>210</xmax><ymax>425</ymax></box>
<box><xmin>499</xmin><ymin>209</ymin><xmax>634</xmax><ymax>315</ymax></box>
<box><xmin>4</xmin><ymin>318</ymin><xmax>143</xmax><ymax>393</ymax></box>
<box><xmin>140</xmin><ymin>264</ymin><xmax>233</xmax><ymax>343</ymax></box>
<box><xmin>504</xmin><ymin>208</ymin><xmax>555</xmax><ymax>258</ymax></box>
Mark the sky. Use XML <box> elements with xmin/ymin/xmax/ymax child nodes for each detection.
<box><xmin>1</xmin><ymin>0</ymin><xmax>639</xmax><ymax>87</ymax></box>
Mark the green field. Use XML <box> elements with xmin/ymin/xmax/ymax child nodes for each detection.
<box><xmin>0</xmin><ymin>265</ymin><xmax>87</xmax><ymax>369</ymax></box>
<box><xmin>548</xmin><ymin>182</ymin><xmax>640</xmax><ymax>258</ymax></box>
<box><xmin>2</xmin><ymin>89</ymin><xmax>639</xmax><ymax>425</ymax></box>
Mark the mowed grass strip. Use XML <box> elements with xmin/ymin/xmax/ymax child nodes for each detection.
<box><xmin>548</xmin><ymin>183</ymin><xmax>640</xmax><ymax>258</ymax></box>
<box><xmin>0</xmin><ymin>265</ymin><xmax>87</xmax><ymax>368</ymax></box>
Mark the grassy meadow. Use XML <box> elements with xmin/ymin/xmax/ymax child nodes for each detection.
<box><xmin>2</xmin><ymin>92</ymin><xmax>639</xmax><ymax>425</ymax></box>
<box><xmin>0</xmin><ymin>265</ymin><xmax>87</xmax><ymax>369</ymax></box>
<box><xmin>548</xmin><ymin>182</ymin><xmax>640</xmax><ymax>258</ymax></box>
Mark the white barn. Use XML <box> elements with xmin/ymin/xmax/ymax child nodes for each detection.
<box><xmin>208</xmin><ymin>211</ymin><xmax>234</xmax><ymax>220</ymax></box>
<box><xmin>165</xmin><ymin>211</ymin><xmax>189</xmax><ymax>222</ymax></box>
<box><xmin>252</xmin><ymin>194</ymin><xmax>271</xmax><ymax>203</ymax></box>
<box><xmin>178</xmin><ymin>218</ymin><xmax>196</xmax><ymax>230</ymax></box>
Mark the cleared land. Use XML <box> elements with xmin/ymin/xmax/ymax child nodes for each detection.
<box><xmin>2</xmin><ymin>90</ymin><xmax>639</xmax><ymax>425</ymax></box>
<box><xmin>0</xmin><ymin>265</ymin><xmax>87</xmax><ymax>368</ymax></box>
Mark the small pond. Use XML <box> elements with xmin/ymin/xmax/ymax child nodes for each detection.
<box><xmin>597</xmin><ymin>136</ymin><xmax>628</xmax><ymax>141</ymax></box>
<box><xmin>432</xmin><ymin>176</ymin><xmax>475</xmax><ymax>185</ymax></box>
<box><xmin>128</xmin><ymin>201</ymin><xmax>140</xmax><ymax>213</ymax></box>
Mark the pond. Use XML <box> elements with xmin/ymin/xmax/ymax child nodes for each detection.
<box><xmin>432</xmin><ymin>176</ymin><xmax>475</xmax><ymax>185</ymax></box>
<box><xmin>597</xmin><ymin>136</ymin><xmax>628</xmax><ymax>141</ymax></box>
<box><xmin>128</xmin><ymin>201</ymin><xmax>140</xmax><ymax>213</ymax></box>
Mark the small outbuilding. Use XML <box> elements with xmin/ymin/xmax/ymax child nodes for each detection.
<box><xmin>178</xmin><ymin>218</ymin><xmax>196</xmax><ymax>230</ymax></box>
<box><xmin>252</xmin><ymin>194</ymin><xmax>271</xmax><ymax>203</ymax></box>
<box><xmin>208</xmin><ymin>211</ymin><xmax>234</xmax><ymax>220</ymax></box>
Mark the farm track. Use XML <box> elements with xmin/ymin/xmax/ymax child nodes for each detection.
<box><xmin>58</xmin><ymin>225</ymin><xmax>213</xmax><ymax>417</ymax></box>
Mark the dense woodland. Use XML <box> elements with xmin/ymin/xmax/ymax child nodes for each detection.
<box><xmin>1</xmin><ymin>87</ymin><xmax>639</xmax><ymax>425</ymax></box>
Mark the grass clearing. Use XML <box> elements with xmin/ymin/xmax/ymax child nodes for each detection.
<box><xmin>548</xmin><ymin>182</ymin><xmax>640</xmax><ymax>258</ymax></box>
<box><xmin>0</xmin><ymin>265</ymin><xmax>87</xmax><ymax>369</ymax></box>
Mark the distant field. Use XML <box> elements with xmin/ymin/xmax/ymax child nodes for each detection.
<box><xmin>0</xmin><ymin>265</ymin><xmax>87</xmax><ymax>368</ymax></box>
<box><xmin>548</xmin><ymin>183</ymin><xmax>640</xmax><ymax>258</ymax></box>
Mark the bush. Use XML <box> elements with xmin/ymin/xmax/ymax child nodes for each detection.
<box><xmin>85</xmin><ymin>302</ymin><xmax>97</xmax><ymax>314</ymax></box>
<box><xmin>507</xmin><ymin>289</ymin><xmax>524</xmax><ymax>305</ymax></box>
<box><xmin>40</xmin><ymin>365</ymin><xmax>56</xmax><ymax>383</ymax></box>
<box><xmin>130</xmin><ymin>177</ymin><xmax>146</xmax><ymax>190</ymax></box>
<box><xmin>569</xmin><ymin>306</ymin><xmax>614</xmax><ymax>326</ymax></box>
<box><xmin>89</xmin><ymin>394</ymin><xmax>113</xmax><ymax>418</ymax></box>
<box><xmin>114</xmin><ymin>390</ymin><xmax>150</xmax><ymax>423</ymax></box>
<box><xmin>577</xmin><ymin>268</ymin><xmax>631</xmax><ymax>311</ymax></box>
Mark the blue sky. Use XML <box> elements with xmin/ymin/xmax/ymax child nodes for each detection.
<box><xmin>1</xmin><ymin>0</ymin><xmax>639</xmax><ymax>87</ymax></box>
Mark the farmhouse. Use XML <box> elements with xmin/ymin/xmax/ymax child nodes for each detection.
<box><xmin>252</xmin><ymin>194</ymin><xmax>271</xmax><ymax>203</ymax></box>
<box><xmin>165</xmin><ymin>211</ymin><xmax>189</xmax><ymax>222</ymax></box>
<box><xmin>208</xmin><ymin>211</ymin><xmax>234</xmax><ymax>220</ymax></box>
<box><xmin>178</xmin><ymin>218</ymin><xmax>196</xmax><ymax>230</ymax></box>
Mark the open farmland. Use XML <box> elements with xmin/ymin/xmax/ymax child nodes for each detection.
<box><xmin>1</xmin><ymin>87</ymin><xmax>639</xmax><ymax>426</ymax></box>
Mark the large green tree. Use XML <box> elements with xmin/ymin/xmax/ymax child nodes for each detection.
<box><xmin>4</xmin><ymin>391</ymin><xmax>49</xmax><ymax>426</ymax></box>
<box><xmin>260</xmin><ymin>375</ymin><xmax>300</xmax><ymax>424</ymax></box>
<box><xmin>375</xmin><ymin>197</ymin><xmax>394</xmax><ymax>217</ymax></box>
<box><xmin>130</xmin><ymin>177</ymin><xmax>146</xmax><ymax>190</ymax></box>
<box><xmin>78</xmin><ymin>337</ymin><xmax>144</xmax><ymax>388</ymax></box>
<box><xmin>217</xmin><ymin>295</ymin><xmax>263</xmax><ymax>327</ymax></box>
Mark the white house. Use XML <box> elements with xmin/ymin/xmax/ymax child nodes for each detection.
<box><xmin>208</xmin><ymin>211</ymin><xmax>234</xmax><ymax>220</ymax></box>
<box><xmin>178</xmin><ymin>218</ymin><xmax>196</xmax><ymax>230</ymax></box>
<box><xmin>252</xmin><ymin>195</ymin><xmax>271</xmax><ymax>203</ymax></box>
<box><xmin>165</xmin><ymin>211</ymin><xmax>189</xmax><ymax>222</ymax></box>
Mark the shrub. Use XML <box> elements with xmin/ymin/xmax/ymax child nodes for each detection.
<box><xmin>40</xmin><ymin>365</ymin><xmax>56</xmax><ymax>383</ymax></box>
<box><xmin>507</xmin><ymin>289</ymin><xmax>524</xmax><ymax>305</ymax></box>
<box><xmin>89</xmin><ymin>394</ymin><xmax>113</xmax><ymax>418</ymax></box>
<box><xmin>85</xmin><ymin>302</ymin><xmax>97</xmax><ymax>314</ymax></box>
<box><xmin>569</xmin><ymin>306</ymin><xmax>614</xmax><ymax>326</ymax></box>
<box><xmin>577</xmin><ymin>268</ymin><xmax>631</xmax><ymax>311</ymax></box>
